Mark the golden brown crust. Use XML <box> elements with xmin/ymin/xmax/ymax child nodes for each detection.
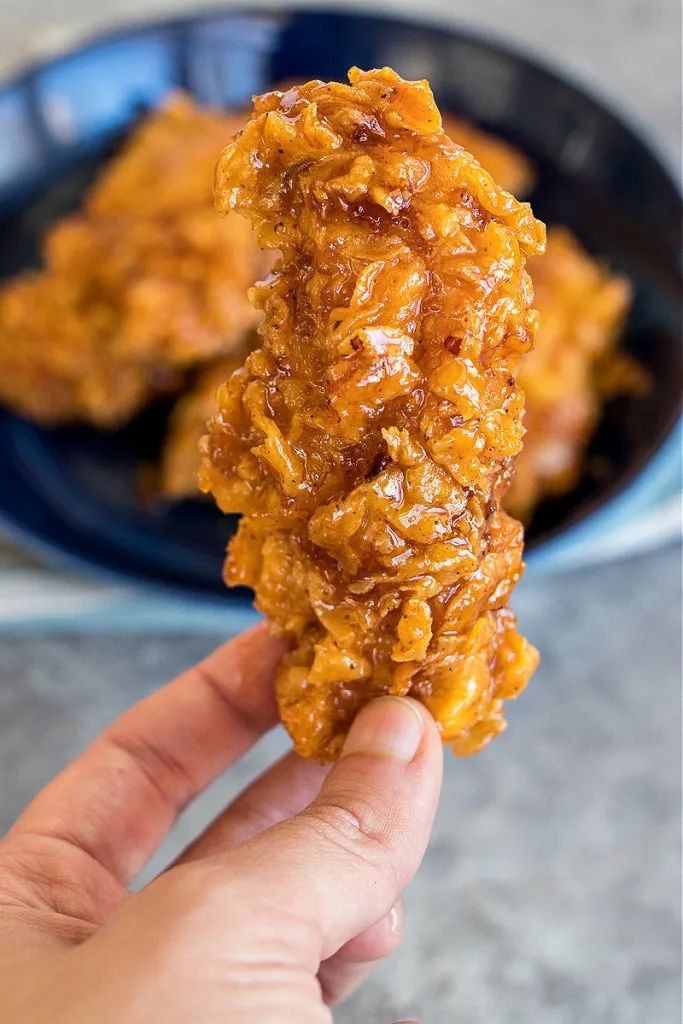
<box><xmin>506</xmin><ymin>227</ymin><xmax>634</xmax><ymax>519</ymax></box>
<box><xmin>152</xmin><ymin>108</ymin><xmax>534</xmax><ymax>505</ymax></box>
<box><xmin>0</xmin><ymin>96</ymin><xmax>262</xmax><ymax>427</ymax></box>
<box><xmin>202</xmin><ymin>67</ymin><xmax>545</xmax><ymax>759</ymax></box>
<box><xmin>274</xmin><ymin>78</ymin><xmax>535</xmax><ymax>197</ymax></box>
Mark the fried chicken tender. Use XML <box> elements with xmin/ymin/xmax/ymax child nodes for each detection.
<box><xmin>506</xmin><ymin>227</ymin><xmax>634</xmax><ymax>519</ymax></box>
<box><xmin>159</xmin><ymin>110</ymin><xmax>535</xmax><ymax>503</ymax></box>
<box><xmin>442</xmin><ymin>115</ymin><xmax>535</xmax><ymax>197</ymax></box>
<box><xmin>0</xmin><ymin>96</ymin><xmax>261</xmax><ymax>426</ymax></box>
<box><xmin>202</xmin><ymin>67</ymin><xmax>546</xmax><ymax>760</ymax></box>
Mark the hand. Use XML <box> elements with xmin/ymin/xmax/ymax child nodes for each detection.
<box><xmin>0</xmin><ymin>623</ymin><xmax>442</xmax><ymax>1023</ymax></box>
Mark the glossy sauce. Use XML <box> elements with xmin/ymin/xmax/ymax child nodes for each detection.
<box><xmin>202</xmin><ymin>67</ymin><xmax>546</xmax><ymax>759</ymax></box>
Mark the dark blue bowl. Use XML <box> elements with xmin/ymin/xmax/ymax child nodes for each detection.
<box><xmin>0</xmin><ymin>8</ymin><xmax>680</xmax><ymax>603</ymax></box>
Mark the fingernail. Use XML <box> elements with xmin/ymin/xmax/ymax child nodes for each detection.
<box><xmin>341</xmin><ymin>697</ymin><xmax>425</xmax><ymax>763</ymax></box>
<box><xmin>389</xmin><ymin>901</ymin><xmax>404</xmax><ymax>935</ymax></box>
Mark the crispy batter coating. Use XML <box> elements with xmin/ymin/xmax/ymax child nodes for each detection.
<box><xmin>506</xmin><ymin>227</ymin><xmax>634</xmax><ymax>519</ymax></box>
<box><xmin>159</xmin><ymin>109</ymin><xmax>535</xmax><ymax>503</ymax></box>
<box><xmin>442</xmin><ymin>115</ymin><xmax>535</xmax><ymax>197</ymax></box>
<box><xmin>160</xmin><ymin>336</ymin><xmax>256</xmax><ymax>500</ymax></box>
<box><xmin>276</xmin><ymin>78</ymin><xmax>534</xmax><ymax>197</ymax></box>
<box><xmin>0</xmin><ymin>96</ymin><xmax>262</xmax><ymax>426</ymax></box>
<box><xmin>202</xmin><ymin>68</ymin><xmax>545</xmax><ymax>759</ymax></box>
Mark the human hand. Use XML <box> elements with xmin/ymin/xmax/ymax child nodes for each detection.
<box><xmin>0</xmin><ymin>623</ymin><xmax>442</xmax><ymax>1023</ymax></box>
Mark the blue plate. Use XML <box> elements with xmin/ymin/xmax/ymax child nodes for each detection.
<box><xmin>0</xmin><ymin>8</ymin><xmax>680</xmax><ymax>604</ymax></box>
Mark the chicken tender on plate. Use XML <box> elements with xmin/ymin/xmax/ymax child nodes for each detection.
<box><xmin>0</xmin><ymin>96</ymin><xmax>262</xmax><ymax>426</ymax></box>
<box><xmin>160</xmin><ymin>336</ymin><xmax>256</xmax><ymax>501</ymax></box>
<box><xmin>507</xmin><ymin>227</ymin><xmax>636</xmax><ymax>520</ymax></box>
<box><xmin>442</xmin><ymin>115</ymin><xmax>535</xmax><ymax>197</ymax></box>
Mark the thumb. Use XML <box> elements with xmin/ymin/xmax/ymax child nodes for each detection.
<box><xmin>226</xmin><ymin>695</ymin><xmax>443</xmax><ymax>960</ymax></box>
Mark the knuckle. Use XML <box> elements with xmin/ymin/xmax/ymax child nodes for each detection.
<box><xmin>303</xmin><ymin>788</ymin><xmax>394</xmax><ymax>879</ymax></box>
<box><xmin>0</xmin><ymin>844</ymin><xmax>41</xmax><ymax>907</ymax></box>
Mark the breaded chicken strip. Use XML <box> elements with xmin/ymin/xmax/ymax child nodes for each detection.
<box><xmin>203</xmin><ymin>68</ymin><xmax>545</xmax><ymax>759</ymax></box>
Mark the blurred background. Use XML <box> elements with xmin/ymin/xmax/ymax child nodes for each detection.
<box><xmin>1</xmin><ymin>0</ymin><xmax>680</xmax><ymax>177</ymax></box>
<box><xmin>0</xmin><ymin>1</ymin><xmax>680</xmax><ymax>1022</ymax></box>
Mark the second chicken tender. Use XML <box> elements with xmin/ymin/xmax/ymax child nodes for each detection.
<box><xmin>442</xmin><ymin>115</ymin><xmax>535</xmax><ymax>198</ymax></box>
<box><xmin>0</xmin><ymin>96</ymin><xmax>261</xmax><ymax>426</ymax></box>
<box><xmin>202</xmin><ymin>67</ymin><xmax>546</xmax><ymax>760</ymax></box>
<box><xmin>160</xmin><ymin>336</ymin><xmax>257</xmax><ymax>500</ymax></box>
<box><xmin>507</xmin><ymin>227</ymin><xmax>635</xmax><ymax>520</ymax></box>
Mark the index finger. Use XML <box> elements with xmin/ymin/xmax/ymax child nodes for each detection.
<box><xmin>8</xmin><ymin>623</ymin><xmax>288</xmax><ymax>884</ymax></box>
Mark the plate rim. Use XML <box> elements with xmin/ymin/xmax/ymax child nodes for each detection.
<box><xmin>0</xmin><ymin>4</ymin><xmax>680</xmax><ymax>595</ymax></box>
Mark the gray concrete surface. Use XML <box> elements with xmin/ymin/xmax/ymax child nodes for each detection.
<box><xmin>0</xmin><ymin>1</ymin><xmax>681</xmax><ymax>1021</ymax></box>
<box><xmin>1</xmin><ymin>547</ymin><xmax>681</xmax><ymax>1023</ymax></box>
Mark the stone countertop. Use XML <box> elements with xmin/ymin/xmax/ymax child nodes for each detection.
<box><xmin>0</xmin><ymin>1</ymin><xmax>680</xmax><ymax>1021</ymax></box>
<box><xmin>1</xmin><ymin>546</ymin><xmax>681</xmax><ymax>1023</ymax></box>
